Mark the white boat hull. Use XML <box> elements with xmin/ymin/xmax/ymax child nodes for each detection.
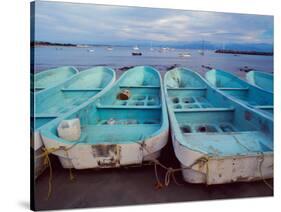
<box><xmin>42</xmin><ymin>130</ymin><xmax>168</xmax><ymax>169</ymax></box>
<box><xmin>32</xmin><ymin>131</ymin><xmax>47</xmax><ymax>179</ymax></box>
<box><xmin>172</xmin><ymin>134</ymin><xmax>273</xmax><ymax>184</ymax></box>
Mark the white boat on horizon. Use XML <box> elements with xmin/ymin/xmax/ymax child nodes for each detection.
<box><xmin>178</xmin><ymin>52</ymin><xmax>191</xmax><ymax>58</ymax></box>
<box><xmin>132</xmin><ymin>45</ymin><xmax>142</xmax><ymax>56</ymax></box>
<box><xmin>77</xmin><ymin>44</ymin><xmax>89</xmax><ymax>48</ymax></box>
<box><xmin>133</xmin><ymin>45</ymin><xmax>139</xmax><ymax>51</ymax></box>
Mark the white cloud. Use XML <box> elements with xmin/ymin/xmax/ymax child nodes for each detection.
<box><xmin>34</xmin><ymin>1</ymin><xmax>273</xmax><ymax>44</ymax></box>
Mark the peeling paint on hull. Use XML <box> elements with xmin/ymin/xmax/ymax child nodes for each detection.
<box><xmin>42</xmin><ymin>129</ymin><xmax>168</xmax><ymax>169</ymax></box>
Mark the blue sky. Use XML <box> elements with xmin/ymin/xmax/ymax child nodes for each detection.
<box><xmin>33</xmin><ymin>1</ymin><xmax>273</xmax><ymax>47</ymax></box>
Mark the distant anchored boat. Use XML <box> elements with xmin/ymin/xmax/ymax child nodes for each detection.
<box><xmin>133</xmin><ymin>45</ymin><xmax>139</xmax><ymax>51</ymax></box>
<box><xmin>159</xmin><ymin>47</ymin><xmax>169</xmax><ymax>53</ymax></box>
<box><xmin>132</xmin><ymin>52</ymin><xmax>142</xmax><ymax>56</ymax></box>
<box><xmin>77</xmin><ymin>44</ymin><xmax>89</xmax><ymax>48</ymax></box>
<box><xmin>132</xmin><ymin>45</ymin><xmax>142</xmax><ymax>56</ymax></box>
<box><xmin>178</xmin><ymin>52</ymin><xmax>191</xmax><ymax>58</ymax></box>
<box><xmin>88</xmin><ymin>49</ymin><xmax>95</xmax><ymax>52</ymax></box>
<box><xmin>239</xmin><ymin>66</ymin><xmax>253</xmax><ymax>72</ymax></box>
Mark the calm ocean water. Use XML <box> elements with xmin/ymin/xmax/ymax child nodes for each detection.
<box><xmin>33</xmin><ymin>46</ymin><xmax>273</xmax><ymax>78</ymax></box>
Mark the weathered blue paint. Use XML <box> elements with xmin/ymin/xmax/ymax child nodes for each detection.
<box><xmin>164</xmin><ymin>67</ymin><xmax>273</xmax><ymax>157</ymax></box>
<box><xmin>205</xmin><ymin>69</ymin><xmax>273</xmax><ymax>116</ymax></box>
<box><xmin>32</xmin><ymin>66</ymin><xmax>78</xmax><ymax>92</ymax></box>
<box><xmin>246</xmin><ymin>71</ymin><xmax>273</xmax><ymax>93</ymax></box>
<box><xmin>32</xmin><ymin>66</ymin><xmax>116</xmax><ymax>131</ymax></box>
<box><xmin>40</xmin><ymin>66</ymin><xmax>168</xmax><ymax>146</ymax></box>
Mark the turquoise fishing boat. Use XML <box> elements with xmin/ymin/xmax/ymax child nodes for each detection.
<box><xmin>32</xmin><ymin>66</ymin><xmax>115</xmax><ymax>177</ymax></box>
<box><xmin>246</xmin><ymin>70</ymin><xmax>273</xmax><ymax>93</ymax></box>
<box><xmin>164</xmin><ymin>68</ymin><xmax>273</xmax><ymax>184</ymax></box>
<box><xmin>40</xmin><ymin>66</ymin><xmax>169</xmax><ymax>169</ymax></box>
<box><xmin>205</xmin><ymin>69</ymin><xmax>273</xmax><ymax>116</ymax></box>
<box><xmin>32</xmin><ymin>66</ymin><xmax>78</xmax><ymax>92</ymax></box>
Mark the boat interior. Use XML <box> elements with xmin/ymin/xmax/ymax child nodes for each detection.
<box><xmin>205</xmin><ymin>69</ymin><xmax>273</xmax><ymax>115</ymax></box>
<box><xmin>34</xmin><ymin>66</ymin><xmax>78</xmax><ymax>91</ymax></box>
<box><xmin>165</xmin><ymin>68</ymin><xmax>273</xmax><ymax>157</ymax></box>
<box><xmin>33</xmin><ymin>67</ymin><xmax>114</xmax><ymax>130</ymax></box>
<box><xmin>43</xmin><ymin>66</ymin><xmax>166</xmax><ymax>145</ymax></box>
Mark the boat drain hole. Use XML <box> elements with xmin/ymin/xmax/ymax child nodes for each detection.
<box><xmin>196</xmin><ymin>125</ymin><xmax>218</xmax><ymax>132</ymax></box>
<box><xmin>182</xmin><ymin>97</ymin><xmax>195</xmax><ymax>103</ymax></box>
<box><xmin>171</xmin><ymin>97</ymin><xmax>179</xmax><ymax>104</ymax></box>
<box><xmin>180</xmin><ymin>125</ymin><xmax>192</xmax><ymax>133</ymax></box>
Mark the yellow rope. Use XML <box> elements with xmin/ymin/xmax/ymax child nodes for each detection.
<box><xmin>137</xmin><ymin>140</ymin><xmax>208</xmax><ymax>189</ymax></box>
<box><xmin>231</xmin><ymin>137</ymin><xmax>273</xmax><ymax>190</ymax></box>
<box><xmin>154</xmin><ymin>163</ymin><xmax>163</xmax><ymax>189</ymax></box>
<box><xmin>37</xmin><ymin>147</ymin><xmax>61</xmax><ymax>199</ymax></box>
<box><xmin>65</xmin><ymin>149</ymin><xmax>75</xmax><ymax>181</ymax></box>
<box><xmin>36</xmin><ymin>142</ymin><xmax>81</xmax><ymax>199</ymax></box>
<box><xmin>136</xmin><ymin>133</ymin><xmax>273</xmax><ymax>191</ymax></box>
<box><xmin>37</xmin><ymin>137</ymin><xmax>272</xmax><ymax>198</ymax></box>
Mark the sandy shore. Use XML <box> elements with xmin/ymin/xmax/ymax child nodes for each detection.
<box><xmin>34</xmin><ymin>138</ymin><xmax>273</xmax><ymax>210</ymax></box>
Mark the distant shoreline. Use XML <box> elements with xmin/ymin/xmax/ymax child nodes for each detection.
<box><xmin>31</xmin><ymin>41</ymin><xmax>77</xmax><ymax>47</ymax></box>
<box><xmin>215</xmin><ymin>49</ymin><xmax>273</xmax><ymax>56</ymax></box>
<box><xmin>31</xmin><ymin>42</ymin><xmax>274</xmax><ymax>56</ymax></box>
<box><xmin>31</xmin><ymin>41</ymin><xmax>121</xmax><ymax>48</ymax></box>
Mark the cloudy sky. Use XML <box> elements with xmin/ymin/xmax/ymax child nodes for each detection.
<box><xmin>33</xmin><ymin>1</ymin><xmax>273</xmax><ymax>46</ymax></box>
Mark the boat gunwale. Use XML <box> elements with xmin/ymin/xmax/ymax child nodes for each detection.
<box><xmin>173</xmin><ymin>107</ymin><xmax>234</xmax><ymax>113</ymax></box>
<box><xmin>246</xmin><ymin>70</ymin><xmax>273</xmax><ymax>94</ymax></box>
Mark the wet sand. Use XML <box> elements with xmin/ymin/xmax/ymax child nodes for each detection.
<box><xmin>34</xmin><ymin>136</ymin><xmax>273</xmax><ymax>210</ymax></box>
